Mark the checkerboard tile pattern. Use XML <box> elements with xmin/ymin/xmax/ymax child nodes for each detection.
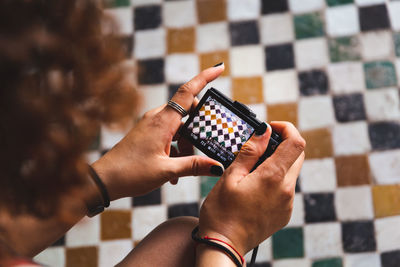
<box><xmin>34</xmin><ymin>0</ymin><xmax>400</xmax><ymax>266</ymax></box>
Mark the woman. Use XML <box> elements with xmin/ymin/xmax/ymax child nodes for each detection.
<box><xmin>0</xmin><ymin>1</ymin><xmax>305</xmax><ymax>266</ymax></box>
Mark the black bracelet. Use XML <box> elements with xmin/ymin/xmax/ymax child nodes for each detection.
<box><xmin>191</xmin><ymin>226</ymin><xmax>243</xmax><ymax>267</ymax></box>
<box><xmin>88</xmin><ymin>165</ymin><xmax>110</xmax><ymax>207</ymax></box>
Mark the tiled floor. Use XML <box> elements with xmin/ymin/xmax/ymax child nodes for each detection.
<box><xmin>35</xmin><ymin>0</ymin><xmax>400</xmax><ymax>266</ymax></box>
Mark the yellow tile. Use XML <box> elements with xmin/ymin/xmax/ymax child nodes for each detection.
<box><xmin>232</xmin><ymin>77</ymin><xmax>264</xmax><ymax>104</ymax></box>
<box><xmin>301</xmin><ymin>128</ymin><xmax>333</xmax><ymax>159</ymax></box>
<box><xmin>66</xmin><ymin>246</ymin><xmax>97</xmax><ymax>267</ymax></box>
<box><xmin>101</xmin><ymin>210</ymin><xmax>131</xmax><ymax>240</ymax></box>
<box><xmin>335</xmin><ymin>155</ymin><xmax>371</xmax><ymax>187</ymax></box>
<box><xmin>200</xmin><ymin>51</ymin><xmax>230</xmax><ymax>76</ymax></box>
<box><xmin>167</xmin><ymin>27</ymin><xmax>195</xmax><ymax>53</ymax></box>
<box><xmin>267</xmin><ymin>103</ymin><xmax>298</xmax><ymax>127</ymax></box>
<box><xmin>197</xmin><ymin>0</ymin><xmax>226</xmax><ymax>24</ymax></box>
<box><xmin>372</xmin><ymin>184</ymin><xmax>400</xmax><ymax>218</ymax></box>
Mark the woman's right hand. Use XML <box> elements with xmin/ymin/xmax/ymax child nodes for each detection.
<box><xmin>198</xmin><ymin>121</ymin><xmax>306</xmax><ymax>256</ymax></box>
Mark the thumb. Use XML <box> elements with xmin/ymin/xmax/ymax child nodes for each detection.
<box><xmin>167</xmin><ymin>155</ymin><xmax>224</xmax><ymax>178</ymax></box>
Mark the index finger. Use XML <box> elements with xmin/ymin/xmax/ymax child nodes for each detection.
<box><xmin>259</xmin><ymin>121</ymin><xmax>306</xmax><ymax>177</ymax></box>
<box><xmin>161</xmin><ymin>64</ymin><xmax>225</xmax><ymax>131</ymax></box>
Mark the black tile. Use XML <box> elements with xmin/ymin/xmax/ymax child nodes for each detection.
<box><xmin>381</xmin><ymin>250</ymin><xmax>400</xmax><ymax>267</ymax></box>
<box><xmin>298</xmin><ymin>70</ymin><xmax>329</xmax><ymax>96</ymax></box>
<box><xmin>168</xmin><ymin>202</ymin><xmax>199</xmax><ymax>218</ymax></box>
<box><xmin>251</xmin><ymin>263</ymin><xmax>271</xmax><ymax>267</ymax></box>
<box><xmin>342</xmin><ymin>221</ymin><xmax>376</xmax><ymax>253</ymax></box>
<box><xmin>51</xmin><ymin>235</ymin><xmax>65</xmax><ymax>247</ymax></box>
<box><xmin>137</xmin><ymin>58</ymin><xmax>164</xmax><ymax>85</ymax></box>
<box><xmin>261</xmin><ymin>0</ymin><xmax>288</xmax><ymax>14</ymax></box>
<box><xmin>134</xmin><ymin>5</ymin><xmax>162</xmax><ymax>31</ymax></box>
<box><xmin>168</xmin><ymin>84</ymin><xmax>182</xmax><ymax>100</ymax></box>
<box><xmin>359</xmin><ymin>5</ymin><xmax>390</xmax><ymax>32</ymax></box>
<box><xmin>120</xmin><ymin>35</ymin><xmax>133</xmax><ymax>58</ymax></box>
<box><xmin>295</xmin><ymin>177</ymin><xmax>301</xmax><ymax>193</ymax></box>
<box><xmin>304</xmin><ymin>193</ymin><xmax>336</xmax><ymax>223</ymax></box>
<box><xmin>368</xmin><ymin>122</ymin><xmax>400</xmax><ymax>150</ymax></box>
<box><xmin>133</xmin><ymin>188</ymin><xmax>161</xmax><ymax>206</ymax></box>
<box><xmin>229</xmin><ymin>21</ymin><xmax>260</xmax><ymax>46</ymax></box>
<box><xmin>265</xmin><ymin>44</ymin><xmax>295</xmax><ymax>71</ymax></box>
<box><xmin>333</xmin><ymin>93</ymin><xmax>366</xmax><ymax>122</ymax></box>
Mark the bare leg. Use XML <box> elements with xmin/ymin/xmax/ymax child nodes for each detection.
<box><xmin>116</xmin><ymin>216</ymin><xmax>198</xmax><ymax>267</ymax></box>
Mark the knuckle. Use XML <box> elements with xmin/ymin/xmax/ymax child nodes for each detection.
<box><xmin>269</xmin><ymin>164</ymin><xmax>286</xmax><ymax>180</ymax></box>
<box><xmin>291</xmin><ymin>136</ymin><xmax>306</xmax><ymax>152</ymax></box>
<box><xmin>281</xmin><ymin>186</ymin><xmax>294</xmax><ymax>201</ymax></box>
<box><xmin>177</xmin><ymin>83</ymin><xmax>192</xmax><ymax>97</ymax></box>
<box><xmin>191</xmin><ymin>157</ymin><xmax>200</xmax><ymax>176</ymax></box>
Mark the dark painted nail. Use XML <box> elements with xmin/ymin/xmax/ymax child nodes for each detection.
<box><xmin>256</xmin><ymin>122</ymin><xmax>268</xmax><ymax>136</ymax></box>
<box><xmin>210</xmin><ymin>165</ymin><xmax>224</xmax><ymax>176</ymax></box>
<box><xmin>213</xmin><ymin>62</ymin><xmax>224</xmax><ymax>67</ymax></box>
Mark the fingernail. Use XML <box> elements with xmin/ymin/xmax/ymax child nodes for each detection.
<box><xmin>210</xmin><ymin>165</ymin><xmax>224</xmax><ymax>176</ymax></box>
<box><xmin>213</xmin><ymin>62</ymin><xmax>224</xmax><ymax>67</ymax></box>
<box><xmin>256</xmin><ymin>122</ymin><xmax>268</xmax><ymax>136</ymax></box>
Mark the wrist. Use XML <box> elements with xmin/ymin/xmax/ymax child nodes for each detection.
<box><xmin>91</xmin><ymin>157</ymin><xmax>120</xmax><ymax>202</ymax></box>
<box><xmin>197</xmin><ymin>227</ymin><xmax>246</xmax><ymax>257</ymax></box>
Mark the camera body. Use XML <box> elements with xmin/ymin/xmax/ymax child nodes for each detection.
<box><xmin>180</xmin><ymin>88</ymin><xmax>282</xmax><ymax>169</ymax></box>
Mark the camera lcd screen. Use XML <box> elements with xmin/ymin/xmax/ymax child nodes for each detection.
<box><xmin>185</xmin><ymin>94</ymin><xmax>255</xmax><ymax>167</ymax></box>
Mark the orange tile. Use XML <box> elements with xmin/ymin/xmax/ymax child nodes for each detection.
<box><xmin>197</xmin><ymin>0</ymin><xmax>226</xmax><ymax>24</ymax></box>
<box><xmin>232</xmin><ymin>77</ymin><xmax>264</xmax><ymax>104</ymax></box>
<box><xmin>200</xmin><ymin>51</ymin><xmax>230</xmax><ymax>76</ymax></box>
<box><xmin>267</xmin><ymin>103</ymin><xmax>298</xmax><ymax>127</ymax></box>
<box><xmin>372</xmin><ymin>184</ymin><xmax>400</xmax><ymax>218</ymax></box>
<box><xmin>301</xmin><ymin>128</ymin><xmax>333</xmax><ymax>159</ymax></box>
<box><xmin>101</xmin><ymin>210</ymin><xmax>131</xmax><ymax>240</ymax></box>
<box><xmin>167</xmin><ymin>27</ymin><xmax>195</xmax><ymax>54</ymax></box>
<box><xmin>66</xmin><ymin>246</ymin><xmax>97</xmax><ymax>267</ymax></box>
<box><xmin>335</xmin><ymin>155</ymin><xmax>371</xmax><ymax>187</ymax></box>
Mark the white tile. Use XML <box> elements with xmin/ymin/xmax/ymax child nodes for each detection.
<box><xmin>66</xmin><ymin>216</ymin><xmax>100</xmax><ymax>247</ymax></box>
<box><xmin>99</xmin><ymin>240</ymin><xmax>133</xmax><ymax>267</ymax></box>
<box><xmin>227</xmin><ymin>0</ymin><xmax>260</xmax><ymax>21</ymax></box>
<box><xmin>287</xmin><ymin>193</ymin><xmax>305</xmax><ymax>227</ymax></box>
<box><xmin>245</xmin><ymin>238</ymin><xmax>272</xmax><ymax>263</ymax></box>
<box><xmin>263</xmin><ymin>70</ymin><xmax>299</xmax><ymax>104</ymax></box>
<box><xmin>388</xmin><ymin>2</ymin><xmax>400</xmax><ymax>31</ymax></box>
<box><xmin>332</xmin><ymin>122</ymin><xmax>371</xmax><ymax>156</ymax></box>
<box><xmin>196</xmin><ymin>22</ymin><xmax>230</xmax><ymax>53</ymax></box>
<box><xmin>134</xmin><ymin>28</ymin><xmax>166</xmax><ymax>59</ymax></box>
<box><xmin>105</xmin><ymin>7</ymin><xmax>133</xmax><ymax>35</ymax></box>
<box><xmin>163</xmin><ymin>1</ymin><xmax>196</xmax><ymax>27</ymax></box>
<box><xmin>162</xmin><ymin>177</ymin><xmax>200</xmax><ymax>204</ymax></box>
<box><xmin>165</xmin><ymin>54</ymin><xmax>199</xmax><ymax>83</ymax></box>
<box><xmin>355</xmin><ymin>0</ymin><xmax>385</xmax><ymax>6</ymax></box>
<box><xmin>300</xmin><ymin>158</ymin><xmax>336</xmax><ymax>192</ymax></box>
<box><xmin>295</xmin><ymin>38</ymin><xmax>329</xmax><ymax>70</ymax></box>
<box><xmin>138</xmin><ymin>84</ymin><xmax>168</xmax><ymax>116</ymax></box>
<box><xmin>344</xmin><ymin>253</ymin><xmax>382</xmax><ymax>267</ymax></box>
<box><xmin>109</xmin><ymin>197</ymin><xmax>132</xmax><ymax>209</ymax></box>
<box><xmin>132</xmin><ymin>205</ymin><xmax>167</xmax><ymax>240</ymax></box>
<box><xmin>273</xmin><ymin>259</ymin><xmax>311</xmax><ymax>267</ymax></box>
<box><xmin>131</xmin><ymin>0</ymin><xmax>161</xmax><ymax>6</ymax></box>
<box><xmin>203</xmin><ymin>77</ymin><xmax>232</xmax><ymax>99</ymax></box>
<box><xmin>85</xmin><ymin>151</ymin><xmax>101</xmax><ymax>164</ymax></box>
<box><xmin>304</xmin><ymin>222</ymin><xmax>342</xmax><ymax>259</ymax></box>
<box><xmin>396</xmin><ymin>59</ymin><xmax>400</xmax><ymax>86</ymax></box>
<box><xmin>260</xmin><ymin>13</ymin><xmax>294</xmax><ymax>45</ymax></box>
<box><xmin>364</xmin><ymin>88</ymin><xmax>400</xmax><ymax>121</ymax></box>
<box><xmin>34</xmin><ymin>247</ymin><xmax>65</xmax><ymax>267</ymax></box>
<box><xmin>335</xmin><ymin>186</ymin><xmax>374</xmax><ymax>221</ymax></box>
<box><xmin>101</xmin><ymin>126</ymin><xmax>128</xmax><ymax>150</ymax></box>
<box><xmin>230</xmin><ymin>46</ymin><xmax>264</xmax><ymax>76</ymax></box>
<box><xmin>360</xmin><ymin>31</ymin><xmax>393</xmax><ymax>61</ymax></box>
<box><xmin>369</xmin><ymin>150</ymin><xmax>400</xmax><ymax>184</ymax></box>
<box><xmin>288</xmin><ymin>0</ymin><xmax>325</xmax><ymax>14</ymax></box>
<box><xmin>375</xmin><ymin>216</ymin><xmax>400</xmax><ymax>252</ymax></box>
<box><xmin>328</xmin><ymin>62</ymin><xmax>365</xmax><ymax>94</ymax></box>
<box><xmin>326</xmin><ymin>5</ymin><xmax>360</xmax><ymax>37</ymax></box>
<box><xmin>247</xmin><ymin>103</ymin><xmax>267</xmax><ymax>122</ymax></box>
<box><xmin>298</xmin><ymin>96</ymin><xmax>335</xmax><ymax>131</ymax></box>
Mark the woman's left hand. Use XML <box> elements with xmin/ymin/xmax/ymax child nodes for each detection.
<box><xmin>92</xmin><ymin>64</ymin><xmax>225</xmax><ymax>201</ymax></box>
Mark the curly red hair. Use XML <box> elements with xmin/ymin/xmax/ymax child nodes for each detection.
<box><xmin>0</xmin><ymin>0</ymin><xmax>139</xmax><ymax>217</ymax></box>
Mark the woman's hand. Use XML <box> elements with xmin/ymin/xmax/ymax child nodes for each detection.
<box><xmin>198</xmin><ymin>121</ymin><xmax>306</xmax><ymax>255</ymax></box>
<box><xmin>92</xmin><ymin>64</ymin><xmax>225</xmax><ymax>201</ymax></box>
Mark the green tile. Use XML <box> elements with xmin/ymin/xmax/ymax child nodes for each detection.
<box><xmin>313</xmin><ymin>258</ymin><xmax>343</xmax><ymax>267</ymax></box>
<box><xmin>364</xmin><ymin>61</ymin><xmax>398</xmax><ymax>89</ymax></box>
<box><xmin>103</xmin><ymin>0</ymin><xmax>130</xmax><ymax>7</ymax></box>
<box><xmin>294</xmin><ymin>12</ymin><xmax>324</xmax><ymax>40</ymax></box>
<box><xmin>326</xmin><ymin>0</ymin><xmax>354</xmax><ymax>6</ymax></box>
<box><xmin>201</xmin><ymin>176</ymin><xmax>219</xmax><ymax>197</ymax></box>
<box><xmin>394</xmin><ymin>33</ymin><xmax>400</xmax><ymax>57</ymax></box>
<box><xmin>329</xmin><ymin>36</ymin><xmax>361</xmax><ymax>62</ymax></box>
<box><xmin>272</xmin><ymin>227</ymin><xmax>304</xmax><ymax>259</ymax></box>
